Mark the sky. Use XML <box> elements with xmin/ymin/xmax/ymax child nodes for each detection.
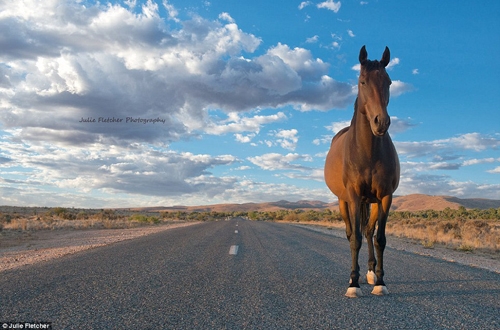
<box><xmin>0</xmin><ymin>0</ymin><xmax>499</xmax><ymax>208</ymax></box>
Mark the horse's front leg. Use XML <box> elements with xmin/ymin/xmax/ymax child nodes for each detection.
<box><xmin>339</xmin><ymin>200</ymin><xmax>351</xmax><ymax>240</ymax></box>
<box><xmin>371</xmin><ymin>195</ymin><xmax>392</xmax><ymax>296</ymax></box>
<box><xmin>345</xmin><ymin>199</ymin><xmax>363</xmax><ymax>298</ymax></box>
<box><xmin>365</xmin><ymin>203</ymin><xmax>378</xmax><ymax>285</ymax></box>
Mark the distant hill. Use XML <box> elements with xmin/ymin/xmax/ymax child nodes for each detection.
<box><xmin>132</xmin><ymin>194</ymin><xmax>500</xmax><ymax>213</ymax></box>
<box><xmin>391</xmin><ymin>194</ymin><xmax>500</xmax><ymax>211</ymax></box>
<box><xmin>131</xmin><ymin>200</ymin><xmax>336</xmax><ymax>213</ymax></box>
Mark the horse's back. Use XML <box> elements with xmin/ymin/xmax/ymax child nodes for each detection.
<box><xmin>324</xmin><ymin>126</ymin><xmax>349</xmax><ymax>199</ymax></box>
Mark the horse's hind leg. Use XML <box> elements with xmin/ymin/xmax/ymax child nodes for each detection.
<box><xmin>365</xmin><ymin>203</ymin><xmax>378</xmax><ymax>285</ymax></box>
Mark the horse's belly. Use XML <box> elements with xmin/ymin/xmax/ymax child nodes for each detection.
<box><xmin>324</xmin><ymin>133</ymin><xmax>348</xmax><ymax>199</ymax></box>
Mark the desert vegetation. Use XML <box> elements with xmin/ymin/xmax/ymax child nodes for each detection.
<box><xmin>1</xmin><ymin>205</ymin><xmax>499</xmax><ymax>253</ymax></box>
<box><xmin>0</xmin><ymin>207</ymin><xmax>174</xmax><ymax>232</ymax></box>
<box><xmin>386</xmin><ymin>207</ymin><xmax>500</xmax><ymax>252</ymax></box>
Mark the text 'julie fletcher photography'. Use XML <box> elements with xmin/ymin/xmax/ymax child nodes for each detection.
<box><xmin>79</xmin><ymin>117</ymin><xmax>166</xmax><ymax>124</ymax></box>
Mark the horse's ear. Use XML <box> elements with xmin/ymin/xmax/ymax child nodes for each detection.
<box><xmin>380</xmin><ymin>46</ymin><xmax>390</xmax><ymax>67</ymax></box>
<box><xmin>359</xmin><ymin>45</ymin><xmax>368</xmax><ymax>65</ymax></box>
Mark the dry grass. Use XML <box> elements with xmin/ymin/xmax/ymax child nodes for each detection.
<box><xmin>386</xmin><ymin>218</ymin><xmax>499</xmax><ymax>252</ymax></box>
<box><xmin>1</xmin><ymin>216</ymin><xmax>158</xmax><ymax>231</ymax></box>
<box><xmin>0</xmin><ymin>207</ymin><xmax>177</xmax><ymax>233</ymax></box>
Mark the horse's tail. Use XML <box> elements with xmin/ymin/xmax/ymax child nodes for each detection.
<box><xmin>360</xmin><ymin>203</ymin><xmax>370</xmax><ymax>236</ymax></box>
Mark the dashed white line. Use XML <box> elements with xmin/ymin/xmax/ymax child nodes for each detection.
<box><xmin>229</xmin><ymin>245</ymin><xmax>239</xmax><ymax>255</ymax></box>
<box><xmin>235</xmin><ymin>230</ymin><xmax>238</xmax><ymax>234</ymax></box>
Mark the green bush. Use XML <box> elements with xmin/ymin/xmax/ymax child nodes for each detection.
<box><xmin>130</xmin><ymin>214</ymin><xmax>160</xmax><ymax>224</ymax></box>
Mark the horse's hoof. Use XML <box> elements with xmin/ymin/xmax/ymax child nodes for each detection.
<box><xmin>366</xmin><ymin>271</ymin><xmax>377</xmax><ymax>285</ymax></box>
<box><xmin>345</xmin><ymin>287</ymin><xmax>363</xmax><ymax>298</ymax></box>
<box><xmin>371</xmin><ymin>285</ymin><xmax>389</xmax><ymax>296</ymax></box>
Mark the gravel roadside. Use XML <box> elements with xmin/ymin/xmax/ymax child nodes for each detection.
<box><xmin>0</xmin><ymin>222</ymin><xmax>200</xmax><ymax>272</ymax></box>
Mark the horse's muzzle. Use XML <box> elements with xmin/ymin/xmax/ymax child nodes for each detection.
<box><xmin>373</xmin><ymin>115</ymin><xmax>390</xmax><ymax>136</ymax></box>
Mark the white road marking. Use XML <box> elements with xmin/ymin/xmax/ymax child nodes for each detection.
<box><xmin>229</xmin><ymin>245</ymin><xmax>239</xmax><ymax>255</ymax></box>
<box><xmin>235</xmin><ymin>230</ymin><xmax>238</xmax><ymax>234</ymax></box>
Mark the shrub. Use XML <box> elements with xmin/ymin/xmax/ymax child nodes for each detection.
<box><xmin>130</xmin><ymin>214</ymin><xmax>160</xmax><ymax>224</ymax></box>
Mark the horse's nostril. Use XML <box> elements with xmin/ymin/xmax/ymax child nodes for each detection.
<box><xmin>374</xmin><ymin>116</ymin><xmax>379</xmax><ymax>125</ymax></box>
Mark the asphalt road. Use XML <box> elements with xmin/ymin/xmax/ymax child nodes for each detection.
<box><xmin>1</xmin><ymin>219</ymin><xmax>499</xmax><ymax>329</ymax></box>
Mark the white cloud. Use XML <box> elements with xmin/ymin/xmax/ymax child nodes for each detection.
<box><xmin>299</xmin><ymin>1</ymin><xmax>312</xmax><ymax>10</ymax></box>
<box><xmin>388</xmin><ymin>117</ymin><xmax>417</xmax><ymax>134</ymax></box>
<box><xmin>317</xmin><ymin>0</ymin><xmax>342</xmax><ymax>13</ymax></box>
<box><xmin>439</xmin><ymin>133</ymin><xmax>500</xmax><ymax>152</ymax></box>
<box><xmin>396</xmin><ymin>133</ymin><xmax>500</xmax><ymax>158</ymax></box>
<box><xmin>347</xmin><ymin>29</ymin><xmax>355</xmax><ymax>37</ymax></box>
<box><xmin>274</xmin><ymin>129</ymin><xmax>299</xmax><ymax>151</ymax></box>
<box><xmin>205</xmin><ymin>112</ymin><xmax>287</xmax><ymax>135</ymax></box>
<box><xmin>326</xmin><ymin>120</ymin><xmax>351</xmax><ymax>134</ymax></box>
<box><xmin>247</xmin><ymin>153</ymin><xmax>311</xmax><ymax>171</ymax></box>
<box><xmin>0</xmin><ymin>136</ymin><xmax>238</xmax><ymax>202</ymax></box>
<box><xmin>306</xmin><ymin>35</ymin><xmax>319</xmax><ymax>43</ymax></box>
<box><xmin>267</xmin><ymin>43</ymin><xmax>330</xmax><ymax>81</ymax></box>
<box><xmin>390</xmin><ymin>80</ymin><xmax>414</xmax><ymax>96</ymax></box>
<box><xmin>235</xmin><ymin>133</ymin><xmax>256</xmax><ymax>143</ymax></box>
<box><xmin>462</xmin><ymin>158</ymin><xmax>498</xmax><ymax>166</ymax></box>
<box><xmin>412</xmin><ymin>68</ymin><xmax>419</xmax><ymax>75</ymax></box>
<box><xmin>0</xmin><ymin>0</ymin><xmax>356</xmax><ymax>154</ymax></box>
<box><xmin>396</xmin><ymin>165</ymin><xmax>500</xmax><ymax>199</ymax></box>
<box><xmin>331</xmin><ymin>33</ymin><xmax>342</xmax><ymax>41</ymax></box>
<box><xmin>214</xmin><ymin>180</ymin><xmax>337</xmax><ymax>204</ymax></box>
<box><xmin>218</xmin><ymin>12</ymin><xmax>234</xmax><ymax>23</ymax></box>
<box><xmin>162</xmin><ymin>0</ymin><xmax>179</xmax><ymax>22</ymax></box>
<box><xmin>125</xmin><ymin>0</ymin><xmax>137</xmax><ymax>9</ymax></box>
<box><xmin>386</xmin><ymin>57</ymin><xmax>400</xmax><ymax>70</ymax></box>
<box><xmin>487</xmin><ymin>166</ymin><xmax>500</xmax><ymax>174</ymax></box>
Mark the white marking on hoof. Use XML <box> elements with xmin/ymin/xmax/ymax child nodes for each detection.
<box><xmin>366</xmin><ymin>271</ymin><xmax>377</xmax><ymax>285</ymax></box>
<box><xmin>371</xmin><ymin>285</ymin><xmax>389</xmax><ymax>296</ymax></box>
<box><xmin>345</xmin><ymin>287</ymin><xmax>363</xmax><ymax>298</ymax></box>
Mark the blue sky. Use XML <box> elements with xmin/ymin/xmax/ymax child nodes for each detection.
<box><xmin>0</xmin><ymin>0</ymin><xmax>499</xmax><ymax>208</ymax></box>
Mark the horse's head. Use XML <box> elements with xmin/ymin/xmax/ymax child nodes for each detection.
<box><xmin>357</xmin><ymin>45</ymin><xmax>392</xmax><ymax>137</ymax></box>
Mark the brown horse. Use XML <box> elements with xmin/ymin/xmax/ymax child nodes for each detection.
<box><xmin>324</xmin><ymin>46</ymin><xmax>400</xmax><ymax>298</ymax></box>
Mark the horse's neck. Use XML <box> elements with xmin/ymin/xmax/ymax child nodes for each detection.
<box><xmin>350</xmin><ymin>99</ymin><xmax>375</xmax><ymax>152</ymax></box>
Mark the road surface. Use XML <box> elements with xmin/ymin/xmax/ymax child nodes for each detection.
<box><xmin>1</xmin><ymin>219</ymin><xmax>499</xmax><ymax>329</ymax></box>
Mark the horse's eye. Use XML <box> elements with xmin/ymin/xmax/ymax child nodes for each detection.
<box><xmin>360</xmin><ymin>81</ymin><xmax>366</xmax><ymax>85</ymax></box>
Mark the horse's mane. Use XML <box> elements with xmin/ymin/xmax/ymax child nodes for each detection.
<box><xmin>331</xmin><ymin>126</ymin><xmax>350</xmax><ymax>145</ymax></box>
